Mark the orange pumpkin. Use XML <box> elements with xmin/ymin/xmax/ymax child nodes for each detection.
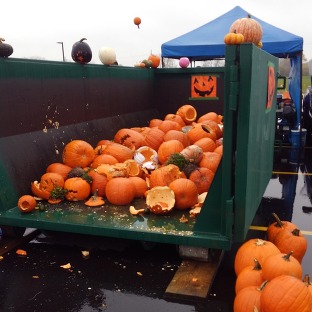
<box><xmin>62</xmin><ymin>140</ymin><xmax>95</xmax><ymax>168</ymax></box>
<box><xmin>128</xmin><ymin>176</ymin><xmax>148</xmax><ymax>198</ymax></box>
<box><xmin>198</xmin><ymin>152</ymin><xmax>222</xmax><ymax>173</ymax></box>
<box><xmin>224</xmin><ymin>31</ymin><xmax>244</xmax><ymax>45</ymax></box>
<box><xmin>113</xmin><ymin>128</ymin><xmax>145</xmax><ymax>149</ymax></box>
<box><xmin>233</xmin><ymin>281</ymin><xmax>267</xmax><ymax>312</ymax></box>
<box><xmin>201</xmin><ymin>120</ymin><xmax>223</xmax><ymax>139</ymax></box>
<box><xmin>149</xmin><ymin>118</ymin><xmax>163</xmax><ymax>128</ymax></box>
<box><xmin>87</xmin><ymin>169</ymin><xmax>108</xmax><ymax>197</ymax></box>
<box><xmin>149</xmin><ymin>164</ymin><xmax>184</xmax><ymax>188</ymax></box>
<box><xmin>105</xmin><ymin>177</ymin><xmax>136</xmax><ymax>205</ymax></box>
<box><xmin>17</xmin><ymin>195</ymin><xmax>36</xmax><ymax>213</ymax></box>
<box><xmin>46</xmin><ymin>163</ymin><xmax>72</xmax><ymax>180</ymax></box>
<box><xmin>266</xmin><ymin>212</ymin><xmax>297</xmax><ymax>244</ymax></box>
<box><xmin>147</xmin><ymin>54</ymin><xmax>160</xmax><ymax>68</ymax></box>
<box><xmin>229</xmin><ymin>15</ymin><xmax>263</xmax><ymax>44</ymax></box>
<box><xmin>180</xmin><ymin>145</ymin><xmax>203</xmax><ymax>164</ymax></box>
<box><xmin>187</xmin><ymin>123</ymin><xmax>217</xmax><ymax>144</ymax></box>
<box><xmin>158</xmin><ymin>120</ymin><xmax>182</xmax><ymax>133</ymax></box>
<box><xmin>193</xmin><ymin>137</ymin><xmax>217</xmax><ymax>153</ymax></box>
<box><xmin>142</xmin><ymin>127</ymin><xmax>165</xmax><ymax>151</ymax></box>
<box><xmin>235</xmin><ymin>258</ymin><xmax>264</xmax><ymax>294</ymax></box>
<box><xmin>164</xmin><ymin>114</ymin><xmax>186</xmax><ymax>127</ymax></box>
<box><xmin>197</xmin><ymin>112</ymin><xmax>223</xmax><ymax>124</ymax></box>
<box><xmin>163</xmin><ymin>130</ymin><xmax>190</xmax><ymax>147</ymax></box>
<box><xmin>64</xmin><ymin>177</ymin><xmax>91</xmax><ymax>201</ymax></box>
<box><xmin>169</xmin><ymin>178</ymin><xmax>198</xmax><ymax>210</ymax></box>
<box><xmin>260</xmin><ymin>275</ymin><xmax>312</xmax><ymax>312</ymax></box>
<box><xmin>176</xmin><ymin>105</ymin><xmax>197</xmax><ymax>125</ymax></box>
<box><xmin>261</xmin><ymin>251</ymin><xmax>303</xmax><ymax>281</ymax></box>
<box><xmin>189</xmin><ymin>167</ymin><xmax>215</xmax><ymax>194</ymax></box>
<box><xmin>99</xmin><ymin>142</ymin><xmax>134</xmax><ymax>163</ymax></box>
<box><xmin>273</xmin><ymin>228</ymin><xmax>308</xmax><ymax>263</ymax></box>
<box><xmin>157</xmin><ymin>140</ymin><xmax>184</xmax><ymax>164</ymax></box>
<box><xmin>91</xmin><ymin>154</ymin><xmax>119</xmax><ymax>168</ymax></box>
<box><xmin>234</xmin><ymin>238</ymin><xmax>280</xmax><ymax>276</ymax></box>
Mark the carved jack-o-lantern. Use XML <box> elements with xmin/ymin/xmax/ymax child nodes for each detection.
<box><xmin>191</xmin><ymin>75</ymin><xmax>217</xmax><ymax>98</ymax></box>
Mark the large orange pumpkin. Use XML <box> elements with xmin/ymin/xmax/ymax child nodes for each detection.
<box><xmin>169</xmin><ymin>178</ymin><xmax>198</xmax><ymax>210</ymax></box>
<box><xmin>164</xmin><ymin>114</ymin><xmax>186</xmax><ymax>127</ymax></box>
<box><xmin>260</xmin><ymin>275</ymin><xmax>312</xmax><ymax>312</ymax></box>
<box><xmin>198</xmin><ymin>151</ymin><xmax>222</xmax><ymax>173</ymax></box>
<box><xmin>234</xmin><ymin>238</ymin><xmax>280</xmax><ymax>276</ymax></box>
<box><xmin>99</xmin><ymin>142</ymin><xmax>134</xmax><ymax>163</ymax></box>
<box><xmin>142</xmin><ymin>127</ymin><xmax>165</xmax><ymax>151</ymax></box>
<box><xmin>163</xmin><ymin>130</ymin><xmax>190</xmax><ymax>147</ymax></box>
<box><xmin>187</xmin><ymin>123</ymin><xmax>217</xmax><ymax>144</ymax></box>
<box><xmin>176</xmin><ymin>105</ymin><xmax>197</xmax><ymax>125</ymax></box>
<box><xmin>91</xmin><ymin>154</ymin><xmax>118</xmax><ymax>168</ymax></box>
<box><xmin>128</xmin><ymin>176</ymin><xmax>148</xmax><ymax>198</ymax></box>
<box><xmin>105</xmin><ymin>177</ymin><xmax>136</xmax><ymax>205</ymax></box>
<box><xmin>229</xmin><ymin>15</ymin><xmax>263</xmax><ymax>44</ymax></box>
<box><xmin>113</xmin><ymin>128</ymin><xmax>145</xmax><ymax>149</ymax></box>
<box><xmin>158</xmin><ymin>120</ymin><xmax>182</xmax><ymax>133</ymax></box>
<box><xmin>149</xmin><ymin>164</ymin><xmax>184</xmax><ymax>188</ymax></box>
<box><xmin>193</xmin><ymin>137</ymin><xmax>217</xmax><ymax>153</ymax></box>
<box><xmin>62</xmin><ymin>140</ymin><xmax>95</xmax><ymax>168</ymax></box>
<box><xmin>189</xmin><ymin>167</ymin><xmax>215</xmax><ymax>194</ymax></box>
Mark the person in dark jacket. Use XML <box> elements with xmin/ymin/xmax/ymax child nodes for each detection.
<box><xmin>303</xmin><ymin>87</ymin><xmax>312</xmax><ymax>145</ymax></box>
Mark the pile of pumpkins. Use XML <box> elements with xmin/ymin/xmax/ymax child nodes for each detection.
<box><xmin>17</xmin><ymin>104</ymin><xmax>223</xmax><ymax>218</ymax></box>
<box><xmin>233</xmin><ymin>213</ymin><xmax>312</xmax><ymax>312</ymax></box>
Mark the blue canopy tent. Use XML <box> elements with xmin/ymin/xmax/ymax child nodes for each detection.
<box><xmin>161</xmin><ymin>6</ymin><xmax>303</xmax><ymax>128</ymax></box>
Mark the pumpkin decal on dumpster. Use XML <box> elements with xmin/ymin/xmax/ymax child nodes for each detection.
<box><xmin>191</xmin><ymin>75</ymin><xmax>217</xmax><ymax>98</ymax></box>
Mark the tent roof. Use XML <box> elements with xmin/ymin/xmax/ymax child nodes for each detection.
<box><xmin>161</xmin><ymin>6</ymin><xmax>303</xmax><ymax>60</ymax></box>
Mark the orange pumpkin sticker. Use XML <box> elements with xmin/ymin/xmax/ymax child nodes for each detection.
<box><xmin>266</xmin><ymin>63</ymin><xmax>275</xmax><ymax>110</ymax></box>
<box><xmin>191</xmin><ymin>75</ymin><xmax>217</xmax><ymax>98</ymax></box>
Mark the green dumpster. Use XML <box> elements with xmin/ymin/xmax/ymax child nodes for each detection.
<box><xmin>0</xmin><ymin>44</ymin><xmax>278</xmax><ymax>250</ymax></box>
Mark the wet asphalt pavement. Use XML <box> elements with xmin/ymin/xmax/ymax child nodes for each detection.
<box><xmin>0</xmin><ymin>143</ymin><xmax>312</xmax><ymax>312</ymax></box>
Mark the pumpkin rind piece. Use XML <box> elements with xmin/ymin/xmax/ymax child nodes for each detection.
<box><xmin>146</xmin><ymin>186</ymin><xmax>175</xmax><ymax>215</ymax></box>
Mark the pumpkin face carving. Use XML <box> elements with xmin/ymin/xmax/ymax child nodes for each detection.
<box><xmin>71</xmin><ymin>38</ymin><xmax>92</xmax><ymax>64</ymax></box>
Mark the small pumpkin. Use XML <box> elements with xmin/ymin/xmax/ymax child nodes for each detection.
<box><xmin>17</xmin><ymin>195</ymin><xmax>36</xmax><ymax>213</ymax></box>
<box><xmin>133</xmin><ymin>16</ymin><xmax>141</xmax><ymax>28</ymax></box>
<box><xmin>189</xmin><ymin>167</ymin><xmax>215</xmax><ymax>195</ymax></box>
<box><xmin>62</xmin><ymin>140</ymin><xmax>95</xmax><ymax>168</ymax></box>
<box><xmin>71</xmin><ymin>38</ymin><xmax>92</xmax><ymax>64</ymax></box>
<box><xmin>99</xmin><ymin>47</ymin><xmax>117</xmax><ymax>65</ymax></box>
<box><xmin>229</xmin><ymin>14</ymin><xmax>263</xmax><ymax>44</ymax></box>
<box><xmin>147</xmin><ymin>53</ymin><xmax>161</xmax><ymax>68</ymax></box>
<box><xmin>157</xmin><ymin>139</ymin><xmax>184</xmax><ymax>164</ymax></box>
<box><xmin>0</xmin><ymin>38</ymin><xmax>13</xmax><ymax>57</ymax></box>
<box><xmin>64</xmin><ymin>177</ymin><xmax>91</xmax><ymax>201</ymax></box>
<box><xmin>176</xmin><ymin>105</ymin><xmax>197</xmax><ymax>125</ymax></box>
<box><xmin>224</xmin><ymin>31</ymin><xmax>244</xmax><ymax>45</ymax></box>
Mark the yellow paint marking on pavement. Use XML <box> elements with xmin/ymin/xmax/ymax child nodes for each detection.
<box><xmin>249</xmin><ymin>225</ymin><xmax>312</xmax><ymax>236</ymax></box>
<box><xmin>272</xmin><ymin>171</ymin><xmax>312</xmax><ymax>176</ymax></box>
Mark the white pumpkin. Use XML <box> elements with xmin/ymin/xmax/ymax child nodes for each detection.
<box><xmin>98</xmin><ymin>47</ymin><xmax>116</xmax><ymax>65</ymax></box>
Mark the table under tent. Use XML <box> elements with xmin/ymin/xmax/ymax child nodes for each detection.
<box><xmin>161</xmin><ymin>5</ymin><xmax>304</xmax><ymax>132</ymax></box>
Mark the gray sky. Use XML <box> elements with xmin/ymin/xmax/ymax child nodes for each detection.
<box><xmin>1</xmin><ymin>0</ymin><xmax>311</xmax><ymax>66</ymax></box>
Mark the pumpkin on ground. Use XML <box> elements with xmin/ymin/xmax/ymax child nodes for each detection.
<box><xmin>261</xmin><ymin>251</ymin><xmax>303</xmax><ymax>281</ymax></box>
<box><xmin>234</xmin><ymin>238</ymin><xmax>280</xmax><ymax>276</ymax></box>
<box><xmin>260</xmin><ymin>275</ymin><xmax>312</xmax><ymax>312</ymax></box>
<box><xmin>235</xmin><ymin>258</ymin><xmax>264</xmax><ymax>294</ymax></box>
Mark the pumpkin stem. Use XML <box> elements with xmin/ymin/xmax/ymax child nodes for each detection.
<box><xmin>253</xmin><ymin>258</ymin><xmax>262</xmax><ymax>271</ymax></box>
<box><xmin>303</xmin><ymin>274</ymin><xmax>311</xmax><ymax>286</ymax></box>
<box><xmin>272</xmin><ymin>212</ymin><xmax>284</xmax><ymax>228</ymax></box>
<box><xmin>256</xmin><ymin>280</ymin><xmax>268</xmax><ymax>291</ymax></box>
<box><xmin>0</xmin><ymin>38</ymin><xmax>5</xmax><ymax>44</ymax></box>
<box><xmin>282</xmin><ymin>251</ymin><xmax>294</xmax><ymax>261</ymax></box>
<box><xmin>292</xmin><ymin>228</ymin><xmax>301</xmax><ymax>236</ymax></box>
<box><xmin>254</xmin><ymin>239</ymin><xmax>266</xmax><ymax>246</ymax></box>
<box><xmin>247</xmin><ymin>14</ymin><xmax>251</xmax><ymax>18</ymax></box>
<box><xmin>79</xmin><ymin>38</ymin><xmax>87</xmax><ymax>43</ymax></box>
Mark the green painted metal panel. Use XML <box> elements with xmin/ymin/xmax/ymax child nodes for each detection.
<box><xmin>0</xmin><ymin>46</ymin><xmax>277</xmax><ymax>249</ymax></box>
